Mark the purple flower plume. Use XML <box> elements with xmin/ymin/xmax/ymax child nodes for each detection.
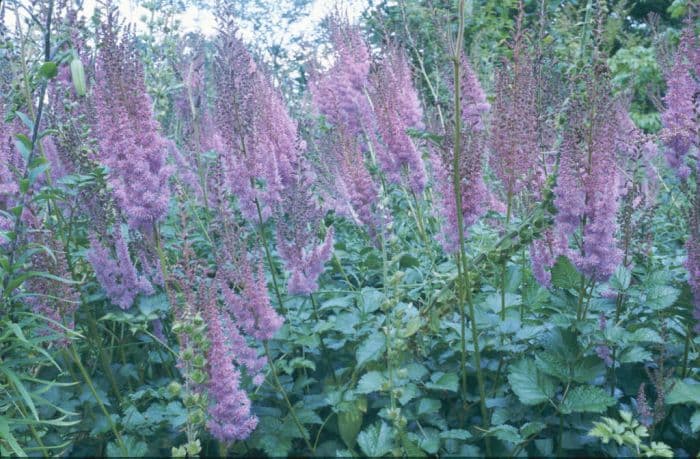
<box><xmin>87</xmin><ymin>228</ymin><xmax>153</xmax><ymax>310</ymax></box>
<box><xmin>93</xmin><ymin>15</ymin><xmax>172</xmax><ymax>232</ymax></box>
<box><xmin>660</xmin><ymin>25</ymin><xmax>699</xmax><ymax>180</ymax></box>
<box><xmin>370</xmin><ymin>45</ymin><xmax>427</xmax><ymax>193</ymax></box>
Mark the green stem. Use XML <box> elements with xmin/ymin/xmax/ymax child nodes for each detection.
<box><xmin>681</xmin><ymin>322</ymin><xmax>691</xmax><ymax>379</ymax></box>
<box><xmin>500</xmin><ymin>191</ymin><xmax>512</xmax><ymax>323</ymax></box>
<box><xmin>310</xmin><ymin>293</ymin><xmax>339</xmax><ymax>386</ymax></box>
<box><xmin>263</xmin><ymin>342</ymin><xmax>315</xmax><ymax>453</ymax></box>
<box><xmin>254</xmin><ymin>199</ymin><xmax>285</xmax><ymax>314</ymax></box>
<box><xmin>451</xmin><ymin>1</ymin><xmax>490</xmax><ymax>452</ymax></box>
<box><xmin>68</xmin><ymin>346</ymin><xmax>127</xmax><ymax>456</ymax></box>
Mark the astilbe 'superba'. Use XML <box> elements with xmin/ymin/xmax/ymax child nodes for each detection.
<box><xmin>214</xmin><ymin>24</ymin><xmax>299</xmax><ymax>221</ymax></box>
<box><xmin>553</xmin><ymin>73</ymin><xmax>623</xmax><ymax>282</ymax></box>
<box><xmin>660</xmin><ymin>25</ymin><xmax>699</xmax><ymax>180</ymax></box>
<box><xmin>86</xmin><ymin>228</ymin><xmax>154</xmax><ymax>310</ymax></box>
<box><xmin>93</xmin><ymin>15</ymin><xmax>172</xmax><ymax>233</ymax></box>
<box><xmin>276</xmin><ymin>159</ymin><xmax>334</xmax><ymax>296</ymax></box>
<box><xmin>432</xmin><ymin>56</ymin><xmax>490</xmax><ymax>253</ymax></box>
<box><xmin>309</xmin><ymin>15</ymin><xmax>373</xmax><ymax>138</ymax></box>
<box><xmin>370</xmin><ymin>45</ymin><xmax>427</xmax><ymax>193</ymax></box>
<box><xmin>490</xmin><ymin>24</ymin><xmax>540</xmax><ymax>197</ymax></box>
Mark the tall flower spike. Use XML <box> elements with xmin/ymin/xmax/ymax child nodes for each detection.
<box><xmin>490</xmin><ymin>15</ymin><xmax>539</xmax><ymax>196</ymax></box>
<box><xmin>87</xmin><ymin>228</ymin><xmax>154</xmax><ymax>310</ymax></box>
<box><xmin>214</xmin><ymin>24</ymin><xmax>299</xmax><ymax>221</ymax></box>
<box><xmin>276</xmin><ymin>160</ymin><xmax>334</xmax><ymax>295</ymax></box>
<box><xmin>459</xmin><ymin>54</ymin><xmax>490</xmax><ymax>131</ymax></box>
<box><xmin>371</xmin><ymin>45</ymin><xmax>427</xmax><ymax>193</ymax></box>
<box><xmin>553</xmin><ymin>75</ymin><xmax>623</xmax><ymax>281</ymax></box>
<box><xmin>93</xmin><ymin>13</ymin><xmax>172</xmax><ymax>232</ymax></box>
<box><xmin>660</xmin><ymin>24</ymin><xmax>699</xmax><ymax>180</ymax></box>
<box><xmin>201</xmin><ymin>279</ymin><xmax>258</xmax><ymax>442</ymax></box>
<box><xmin>432</xmin><ymin>56</ymin><xmax>490</xmax><ymax>253</ymax></box>
<box><xmin>309</xmin><ymin>14</ymin><xmax>374</xmax><ymax>138</ymax></box>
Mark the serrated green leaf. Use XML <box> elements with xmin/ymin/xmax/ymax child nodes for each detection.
<box><xmin>440</xmin><ymin>429</ymin><xmax>472</xmax><ymax>440</ymax></box>
<box><xmin>486</xmin><ymin>424</ymin><xmax>522</xmax><ymax>443</ymax></box>
<box><xmin>690</xmin><ymin>410</ymin><xmax>700</xmax><ymax>433</ymax></box>
<box><xmin>666</xmin><ymin>379</ymin><xmax>700</xmax><ymax>405</ymax></box>
<box><xmin>520</xmin><ymin>421</ymin><xmax>546</xmax><ymax>438</ymax></box>
<box><xmin>356</xmin><ymin>333</ymin><xmax>386</xmax><ymax>368</ymax></box>
<box><xmin>551</xmin><ymin>256</ymin><xmax>582</xmax><ymax>290</ymax></box>
<box><xmin>425</xmin><ymin>372</ymin><xmax>459</xmax><ymax>392</ymax></box>
<box><xmin>357</xmin><ymin>371</ymin><xmax>385</xmax><ymax>394</ymax></box>
<box><xmin>645</xmin><ymin>285</ymin><xmax>679</xmax><ymax>311</ymax></box>
<box><xmin>508</xmin><ymin>359</ymin><xmax>556</xmax><ymax>405</ymax></box>
<box><xmin>357</xmin><ymin>422</ymin><xmax>393</xmax><ymax>457</ymax></box>
<box><xmin>560</xmin><ymin>386</ymin><xmax>615</xmax><ymax>414</ymax></box>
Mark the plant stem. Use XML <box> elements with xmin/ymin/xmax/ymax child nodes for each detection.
<box><xmin>254</xmin><ymin>199</ymin><xmax>285</xmax><ymax>314</ymax></box>
<box><xmin>68</xmin><ymin>346</ymin><xmax>127</xmax><ymax>456</ymax></box>
<box><xmin>263</xmin><ymin>342</ymin><xmax>315</xmax><ymax>454</ymax></box>
<box><xmin>500</xmin><ymin>191</ymin><xmax>513</xmax><ymax>323</ymax></box>
<box><xmin>450</xmin><ymin>1</ymin><xmax>490</xmax><ymax>453</ymax></box>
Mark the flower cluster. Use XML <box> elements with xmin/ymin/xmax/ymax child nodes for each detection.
<box><xmin>370</xmin><ymin>45</ymin><xmax>426</xmax><ymax>193</ymax></box>
<box><xmin>660</xmin><ymin>25</ymin><xmax>699</xmax><ymax>180</ymax></box>
<box><xmin>276</xmin><ymin>161</ymin><xmax>335</xmax><ymax>296</ymax></box>
<box><xmin>432</xmin><ymin>56</ymin><xmax>490</xmax><ymax>253</ymax></box>
<box><xmin>93</xmin><ymin>14</ymin><xmax>172</xmax><ymax>232</ymax></box>
<box><xmin>214</xmin><ymin>24</ymin><xmax>300</xmax><ymax>221</ymax></box>
<box><xmin>490</xmin><ymin>26</ymin><xmax>539</xmax><ymax>196</ymax></box>
<box><xmin>309</xmin><ymin>14</ymin><xmax>373</xmax><ymax>137</ymax></box>
<box><xmin>553</xmin><ymin>79</ymin><xmax>623</xmax><ymax>282</ymax></box>
<box><xmin>87</xmin><ymin>228</ymin><xmax>154</xmax><ymax>310</ymax></box>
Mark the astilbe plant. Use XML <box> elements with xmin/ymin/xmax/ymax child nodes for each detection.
<box><xmin>214</xmin><ymin>22</ymin><xmax>299</xmax><ymax>222</ymax></box>
<box><xmin>431</xmin><ymin>55</ymin><xmax>490</xmax><ymax>253</ymax></box>
<box><xmin>87</xmin><ymin>228</ymin><xmax>154</xmax><ymax>310</ymax></box>
<box><xmin>309</xmin><ymin>13</ymin><xmax>374</xmax><ymax>138</ymax></box>
<box><xmin>276</xmin><ymin>159</ymin><xmax>334</xmax><ymax>296</ymax></box>
<box><xmin>370</xmin><ymin>45</ymin><xmax>427</xmax><ymax>194</ymax></box>
<box><xmin>553</xmin><ymin>71</ymin><xmax>623</xmax><ymax>282</ymax></box>
<box><xmin>660</xmin><ymin>24</ymin><xmax>699</xmax><ymax>180</ymax></box>
<box><xmin>93</xmin><ymin>11</ymin><xmax>172</xmax><ymax>233</ymax></box>
<box><xmin>489</xmin><ymin>14</ymin><xmax>540</xmax><ymax>199</ymax></box>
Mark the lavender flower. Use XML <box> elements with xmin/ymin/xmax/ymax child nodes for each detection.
<box><xmin>87</xmin><ymin>228</ymin><xmax>153</xmax><ymax>310</ymax></box>
<box><xmin>531</xmin><ymin>229</ymin><xmax>556</xmax><ymax>287</ymax></box>
<box><xmin>309</xmin><ymin>14</ymin><xmax>374</xmax><ymax>138</ymax></box>
<box><xmin>553</xmin><ymin>79</ymin><xmax>623</xmax><ymax>281</ymax></box>
<box><xmin>660</xmin><ymin>25</ymin><xmax>699</xmax><ymax>180</ymax></box>
<box><xmin>220</xmin><ymin>255</ymin><xmax>283</xmax><ymax>342</ymax></box>
<box><xmin>202</xmin><ymin>284</ymin><xmax>258</xmax><ymax>442</ymax></box>
<box><xmin>276</xmin><ymin>161</ymin><xmax>334</xmax><ymax>295</ymax></box>
<box><xmin>214</xmin><ymin>25</ymin><xmax>300</xmax><ymax>221</ymax></box>
<box><xmin>432</xmin><ymin>56</ymin><xmax>490</xmax><ymax>253</ymax></box>
<box><xmin>93</xmin><ymin>15</ymin><xmax>172</xmax><ymax>232</ymax></box>
<box><xmin>490</xmin><ymin>28</ymin><xmax>539</xmax><ymax>196</ymax></box>
<box><xmin>370</xmin><ymin>45</ymin><xmax>426</xmax><ymax>193</ymax></box>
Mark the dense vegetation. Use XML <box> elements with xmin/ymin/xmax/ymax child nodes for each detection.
<box><xmin>0</xmin><ymin>0</ymin><xmax>698</xmax><ymax>456</ymax></box>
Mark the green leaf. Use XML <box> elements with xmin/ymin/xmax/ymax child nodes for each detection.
<box><xmin>645</xmin><ymin>285</ymin><xmax>679</xmax><ymax>311</ymax></box>
<box><xmin>0</xmin><ymin>416</ymin><xmax>27</xmax><ymax>457</ymax></box>
<box><xmin>417</xmin><ymin>398</ymin><xmax>441</xmax><ymax>416</ymax></box>
<box><xmin>356</xmin><ymin>333</ymin><xmax>386</xmax><ymax>368</ymax></box>
<box><xmin>609</xmin><ymin>266</ymin><xmax>631</xmax><ymax>291</ymax></box>
<box><xmin>440</xmin><ymin>429</ymin><xmax>472</xmax><ymax>440</ymax></box>
<box><xmin>508</xmin><ymin>359</ymin><xmax>556</xmax><ymax>405</ymax></box>
<box><xmin>0</xmin><ymin>367</ymin><xmax>39</xmax><ymax>421</ymax></box>
<box><xmin>357</xmin><ymin>371</ymin><xmax>386</xmax><ymax>394</ymax></box>
<box><xmin>137</xmin><ymin>293</ymin><xmax>169</xmax><ymax>316</ymax></box>
<box><xmin>666</xmin><ymin>379</ymin><xmax>700</xmax><ymax>405</ymax></box>
<box><xmin>485</xmin><ymin>424</ymin><xmax>522</xmax><ymax>443</ymax></box>
<box><xmin>551</xmin><ymin>256</ymin><xmax>582</xmax><ymax>290</ymax></box>
<box><xmin>357</xmin><ymin>422</ymin><xmax>393</xmax><ymax>457</ymax></box>
<box><xmin>560</xmin><ymin>386</ymin><xmax>615</xmax><ymax>414</ymax></box>
<box><xmin>690</xmin><ymin>410</ymin><xmax>700</xmax><ymax>433</ymax></box>
<box><xmin>107</xmin><ymin>435</ymin><xmax>147</xmax><ymax>457</ymax></box>
<box><xmin>38</xmin><ymin>62</ymin><xmax>58</xmax><ymax>79</ymax></box>
<box><xmin>425</xmin><ymin>372</ymin><xmax>459</xmax><ymax>392</ymax></box>
<box><xmin>520</xmin><ymin>421</ymin><xmax>546</xmax><ymax>438</ymax></box>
